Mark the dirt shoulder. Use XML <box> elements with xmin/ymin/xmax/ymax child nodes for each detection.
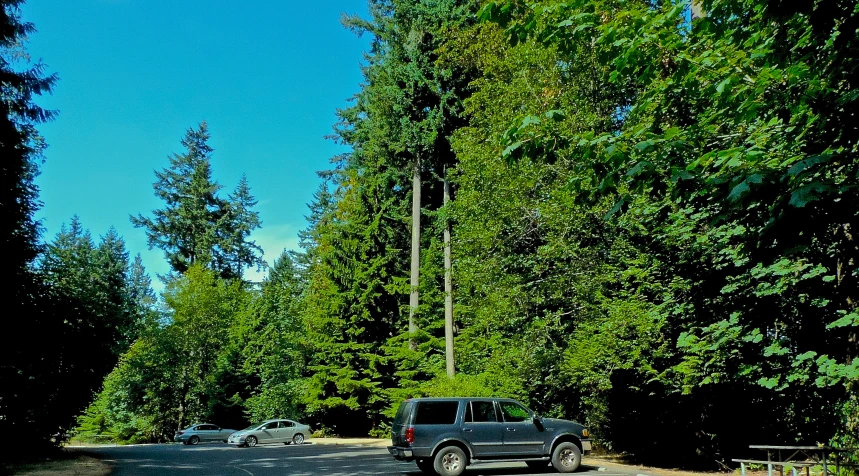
<box><xmin>3</xmin><ymin>454</ymin><xmax>110</xmax><ymax>476</ymax></box>
<box><xmin>585</xmin><ymin>455</ymin><xmax>734</xmax><ymax>476</ymax></box>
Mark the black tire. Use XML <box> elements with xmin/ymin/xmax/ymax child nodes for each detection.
<box><xmin>188</xmin><ymin>435</ymin><xmax>200</xmax><ymax>445</ymax></box>
<box><xmin>526</xmin><ymin>460</ymin><xmax>550</xmax><ymax>469</ymax></box>
<box><xmin>416</xmin><ymin>459</ymin><xmax>434</xmax><ymax>474</ymax></box>
<box><xmin>433</xmin><ymin>446</ymin><xmax>467</xmax><ymax>476</ymax></box>
<box><xmin>245</xmin><ymin>435</ymin><xmax>258</xmax><ymax>447</ymax></box>
<box><xmin>292</xmin><ymin>433</ymin><xmax>305</xmax><ymax>445</ymax></box>
<box><xmin>551</xmin><ymin>442</ymin><xmax>582</xmax><ymax>473</ymax></box>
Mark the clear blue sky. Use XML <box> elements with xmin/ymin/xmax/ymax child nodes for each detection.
<box><xmin>22</xmin><ymin>0</ymin><xmax>371</xmax><ymax>290</ymax></box>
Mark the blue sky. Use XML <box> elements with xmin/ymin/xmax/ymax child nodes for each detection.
<box><xmin>22</xmin><ymin>0</ymin><xmax>371</xmax><ymax>290</ymax></box>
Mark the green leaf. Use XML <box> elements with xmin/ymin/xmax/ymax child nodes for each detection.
<box><xmin>604</xmin><ymin>197</ymin><xmax>625</xmax><ymax>219</ymax></box>
<box><xmin>827</xmin><ymin>312</ymin><xmax>859</xmax><ymax>329</ymax></box>
<box><xmin>787</xmin><ymin>154</ymin><xmax>829</xmax><ymax>177</ymax></box>
<box><xmin>545</xmin><ymin>109</ymin><xmax>566</xmax><ymax>121</ymax></box>
<box><xmin>789</xmin><ymin>182</ymin><xmax>828</xmax><ymax>208</ymax></box>
<box><xmin>520</xmin><ymin>115</ymin><xmax>541</xmax><ymax>128</ymax></box>
<box><xmin>634</xmin><ymin>140</ymin><xmax>655</xmax><ymax>151</ymax></box>
<box><xmin>728</xmin><ymin>180</ymin><xmax>750</xmax><ymax>202</ymax></box>
<box><xmin>502</xmin><ymin>141</ymin><xmax>523</xmax><ymax>158</ymax></box>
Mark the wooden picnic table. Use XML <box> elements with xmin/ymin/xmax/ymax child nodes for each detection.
<box><xmin>733</xmin><ymin>445</ymin><xmax>859</xmax><ymax>476</ymax></box>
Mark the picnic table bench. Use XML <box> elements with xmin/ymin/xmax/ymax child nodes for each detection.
<box><xmin>733</xmin><ymin>445</ymin><xmax>859</xmax><ymax>476</ymax></box>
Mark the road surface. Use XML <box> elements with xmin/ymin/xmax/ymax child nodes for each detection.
<box><xmin>72</xmin><ymin>442</ymin><xmax>652</xmax><ymax>476</ymax></box>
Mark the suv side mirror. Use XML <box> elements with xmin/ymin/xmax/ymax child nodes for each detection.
<box><xmin>532</xmin><ymin>415</ymin><xmax>545</xmax><ymax>431</ymax></box>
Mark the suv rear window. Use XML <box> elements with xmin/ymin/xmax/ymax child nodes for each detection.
<box><xmin>413</xmin><ymin>401</ymin><xmax>458</xmax><ymax>425</ymax></box>
<box><xmin>393</xmin><ymin>401</ymin><xmax>413</xmax><ymax>426</ymax></box>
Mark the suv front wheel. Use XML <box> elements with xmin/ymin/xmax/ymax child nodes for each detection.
<box><xmin>551</xmin><ymin>442</ymin><xmax>582</xmax><ymax>473</ymax></box>
<box><xmin>433</xmin><ymin>446</ymin><xmax>467</xmax><ymax>476</ymax></box>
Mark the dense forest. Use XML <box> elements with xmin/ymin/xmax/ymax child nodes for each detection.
<box><xmin>2</xmin><ymin>0</ymin><xmax>858</xmax><ymax>468</ymax></box>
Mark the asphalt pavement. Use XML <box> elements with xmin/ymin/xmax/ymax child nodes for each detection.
<box><xmin>70</xmin><ymin>442</ymin><xmax>655</xmax><ymax>476</ymax></box>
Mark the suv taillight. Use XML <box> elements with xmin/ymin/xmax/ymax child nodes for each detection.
<box><xmin>405</xmin><ymin>427</ymin><xmax>415</xmax><ymax>445</ymax></box>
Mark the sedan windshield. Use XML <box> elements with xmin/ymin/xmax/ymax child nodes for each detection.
<box><xmin>242</xmin><ymin>422</ymin><xmax>265</xmax><ymax>431</ymax></box>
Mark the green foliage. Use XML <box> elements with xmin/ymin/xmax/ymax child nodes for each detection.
<box><xmin>469</xmin><ymin>0</ymin><xmax>859</xmax><ymax>465</ymax></box>
<box><xmin>419</xmin><ymin>374</ymin><xmax>498</xmax><ymax>398</ymax></box>
<box><xmin>77</xmin><ymin>258</ymin><xmax>308</xmax><ymax>442</ymax></box>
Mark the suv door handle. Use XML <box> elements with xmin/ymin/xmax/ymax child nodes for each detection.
<box><xmin>506</xmin><ymin>428</ymin><xmax>516</xmax><ymax>431</ymax></box>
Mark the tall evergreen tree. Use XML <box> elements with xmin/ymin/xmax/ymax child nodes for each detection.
<box><xmin>40</xmin><ymin>219</ymin><xmax>139</xmax><ymax>360</ymax></box>
<box><xmin>298</xmin><ymin>0</ymin><xmax>480</xmax><ymax>434</ymax></box>
<box><xmin>132</xmin><ymin>122</ymin><xmax>264</xmax><ymax>281</ymax></box>
<box><xmin>127</xmin><ymin>253</ymin><xmax>160</xmax><ymax>329</ymax></box>
<box><xmin>216</xmin><ymin>175</ymin><xmax>265</xmax><ymax>278</ymax></box>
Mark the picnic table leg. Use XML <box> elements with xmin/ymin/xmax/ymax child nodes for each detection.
<box><xmin>769</xmin><ymin>462</ymin><xmax>773</xmax><ymax>476</ymax></box>
<box><xmin>780</xmin><ymin>451</ymin><xmax>784</xmax><ymax>476</ymax></box>
<box><xmin>823</xmin><ymin>453</ymin><xmax>828</xmax><ymax>476</ymax></box>
<box><xmin>741</xmin><ymin>462</ymin><xmax>746</xmax><ymax>476</ymax></box>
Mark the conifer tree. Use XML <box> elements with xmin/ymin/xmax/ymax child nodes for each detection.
<box><xmin>132</xmin><ymin>122</ymin><xmax>264</xmax><ymax>280</ymax></box>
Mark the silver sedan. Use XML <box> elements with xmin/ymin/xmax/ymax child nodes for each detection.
<box><xmin>228</xmin><ymin>419</ymin><xmax>311</xmax><ymax>447</ymax></box>
<box><xmin>174</xmin><ymin>423</ymin><xmax>236</xmax><ymax>445</ymax></box>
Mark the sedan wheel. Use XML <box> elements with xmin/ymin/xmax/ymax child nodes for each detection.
<box><xmin>245</xmin><ymin>436</ymin><xmax>258</xmax><ymax>448</ymax></box>
<box><xmin>188</xmin><ymin>435</ymin><xmax>200</xmax><ymax>445</ymax></box>
<box><xmin>292</xmin><ymin>433</ymin><xmax>305</xmax><ymax>445</ymax></box>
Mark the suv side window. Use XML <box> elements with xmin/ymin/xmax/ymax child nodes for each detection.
<box><xmin>465</xmin><ymin>401</ymin><xmax>498</xmax><ymax>423</ymax></box>
<box><xmin>500</xmin><ymin>401</ymin><xmax>531</xmax><ymax>423</ymax></box>
<box><xmin>414</xmin><ymin>401</ymin><xmax>458</xmax><ymax>425</ymax></box>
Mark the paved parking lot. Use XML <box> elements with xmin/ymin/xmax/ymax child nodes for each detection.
<box><xmin>73</xmin><ymin>442</ymin><xmax>653</xmax><ymax>476</ymax></box>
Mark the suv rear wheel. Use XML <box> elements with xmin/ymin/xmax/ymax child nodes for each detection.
<box><xmin>551</xmin><ymin>442</ymin><xmax>582</xmax><ymax>473</ymax></box>
<box><xmin>433</xmin><ymin>446</ymin><xmax>467</xmax><ymax>476</ymax></box>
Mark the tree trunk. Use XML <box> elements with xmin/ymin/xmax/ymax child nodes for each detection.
<box><xmin>409</xmin><ymin>158</ymin><xmax>421</xmax><ymax>350</ymax></box>
<box><xmin>691</xmin><ymin>1</ymin><xmax>705</xmax><ymax>19</ymax></box>
<box><xmin>444</xmin><ymin>168</ymin><xmax>455</xmax><ymax>377</ymax></box>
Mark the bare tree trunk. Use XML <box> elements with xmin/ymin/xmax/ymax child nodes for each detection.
<box><xmin>177</xmin><ymin>380</ymin><xmax>189</xmax><ymax>432</ymax></box>
<box><xmin>691</xmin><ymin>1</ymin><xmax>705</xmax><ymax>19</ymax></box>
<box><xmin>409</xmin><ymin>158</ymin><xmax>421</xmax><ymax>350</ymax></box>
<box><xmin>444</xmin><ymin>168</ymin><xmax>455</xmax><ymax>377</ymax></box>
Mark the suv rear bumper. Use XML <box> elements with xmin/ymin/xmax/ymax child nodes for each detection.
<box><xmin>387</xmin><ymin>446</ymin><xmax>413</xmax><ymax>460</ymax></box>
<box><xmin>388</xmin><ymin>445</ymin><xmax>432</xmax><ymax>461</ymax></box>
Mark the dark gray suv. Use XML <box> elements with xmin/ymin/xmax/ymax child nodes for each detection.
<box><xmin>387</xmin><ymin>397</ymin><xmax>592</xmax><ymax>476</ymax></box>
